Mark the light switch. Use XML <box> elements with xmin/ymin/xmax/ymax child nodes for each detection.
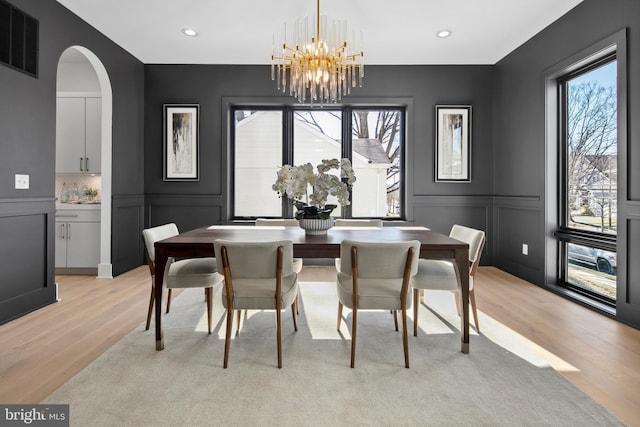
<box><xmin>15</xmin><ymin>174</ymin><xmax>29</xmax><ymax>189</ymax></box>
<box><xmin>522</xmin><ymin>243</ymin><xmax>528</xmax><ymax>256</ymax></box>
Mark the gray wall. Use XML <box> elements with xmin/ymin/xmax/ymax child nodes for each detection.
<box><xmin>0</xmin><ymin>0</ymin><xmax>145</xmax><ymax>324</ymax></box>
<box><xmin>493</xmin><ymin>0</ymin><xmax>640</xmax><ymax>327</ymax></box>
<box><xmin>143</xmin><ymin>64</ymin><xmax>495</xmax><ymax>259</ymax></box>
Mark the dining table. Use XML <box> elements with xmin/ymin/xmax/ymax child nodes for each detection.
<box><xmin>153</xmin><ymin>225</ymin><xmax>471</xmax><ymax>353</ymax></box>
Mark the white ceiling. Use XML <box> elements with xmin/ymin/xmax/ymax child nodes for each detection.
<box><xmin>56</xmin><ymin>0</ymin><xmax>583</xmax><ymax>65</ymax></box>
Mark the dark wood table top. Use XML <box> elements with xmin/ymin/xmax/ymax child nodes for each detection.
<box><xmin>155</xmin><ymin>225</ymin><xmax>468</xmax><ymax>259</ymax></box>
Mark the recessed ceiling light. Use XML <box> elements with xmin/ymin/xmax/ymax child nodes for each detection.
<box><xmin>437</xmin><ymin>30</ymin><xmax>452</xmax><ymax>38</ymax></box>
<box><xmin>182</xmin><ymin>28</ymin><xmax>198</xmax><ymax>37</ymax></box>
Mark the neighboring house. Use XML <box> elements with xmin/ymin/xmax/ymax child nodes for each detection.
<box><xmin>235</xmin><ymin>111</ymin><xmax>391</xmax><ymax>217</ymax></box>
<box><xmin>569</xmin><ymin>154</ymin><xmax>617</xmax><ymax>218</ymax></box>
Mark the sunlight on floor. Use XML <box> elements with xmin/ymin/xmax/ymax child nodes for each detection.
<box><xmin>419</xmin><ymin>289</ymin><xmax>579</xmax><ymax>372</ymax></box>
<box><xmin>192</xmin><ymin>281</ymin><xmax>579</xmax><ymax>372</ymax></box>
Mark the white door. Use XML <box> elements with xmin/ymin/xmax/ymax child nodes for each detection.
<box><xmin>66</xmin><ymin>222</ymin><xmax>100</xmax><ymax>268</ymax></box>
<box><xmin>56</xmin><ymin>97</ymin><xmax>86</xmax><ymax>173</ymax></box>
<box><xmin>84</xmin><ymin>97</ymin><xmax>101</xmax><ymax>173</ymax></box>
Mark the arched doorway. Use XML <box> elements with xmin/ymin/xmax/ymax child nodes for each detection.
<box><xmin>56</xmin><ymin>46</ymin><xmax>113</xmax><ymax>278</ymax></box>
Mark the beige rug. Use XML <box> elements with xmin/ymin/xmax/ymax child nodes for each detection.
<box><xmin>43</xmin><ymin>282</ymin><xmax>623</xmax><ymax>426</ymax></box>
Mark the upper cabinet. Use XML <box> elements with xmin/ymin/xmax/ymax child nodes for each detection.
<box><xmin>56</xmin><ymin>96</ymin><xmax>101</xmax><ymax>174</ymax></box>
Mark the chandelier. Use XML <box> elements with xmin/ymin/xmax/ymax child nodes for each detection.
<box><xmin>271</xmin><ymin>0</ymin><xmax>364</xmax><ymax>104</ymax></box>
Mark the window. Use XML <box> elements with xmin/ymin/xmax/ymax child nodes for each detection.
<box><xmin>558</xmin><ymin>56</ymin><xmax>617</xmax><ymax>304</ymax></box>
<box><xmin>232</xmin><ymin>106</ymin><xmax>405</xmax><ymax>220</ymax></box>
<box><xmin>0</xmin><ymin>0</ymin><xmax>38</xmax><ymax>77</ymax></box>
<box><xmin>233</xmin><ymin>109</ymin><xmax>283</xmax><ymax>217</ymax></box>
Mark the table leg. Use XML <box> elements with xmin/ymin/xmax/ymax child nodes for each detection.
<box><xmin>155</xmin><ymin>246</ymin><xmax>166</xmax><ymax>350</ymax></box>
<box><xmin>455</xmin><ymin>247</ymin><xmax>470</xmax><ymax>354</ymax></box>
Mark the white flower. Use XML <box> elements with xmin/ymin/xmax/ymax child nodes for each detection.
<box><xmin>273</xmin><ymin>158</ymin><xmax>357</xmax><ymax>216</ymax></box>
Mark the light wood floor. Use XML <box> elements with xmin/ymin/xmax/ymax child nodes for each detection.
<box><xmin>0</xmin><ymin>266</ymin><xmax>638</xmax><ymax>425</ymax></box>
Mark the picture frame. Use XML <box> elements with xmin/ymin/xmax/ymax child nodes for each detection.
<box><xmin>163</xmin><ymin>104</ymin><xmax>199</xmax><ymax>181</ymax></box>
<box><xmin>435</xmin><ymin>105</ymin><xmax>472</xmax><ymax>182</ymax></box>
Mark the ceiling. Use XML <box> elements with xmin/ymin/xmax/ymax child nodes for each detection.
<box><xmin>56</xmin><ymin>0</ymin><xmax>583</xmax><ymax>65</ymax></box>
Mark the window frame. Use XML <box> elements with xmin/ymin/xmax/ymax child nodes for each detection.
<box><xmin>230</xmin><ymin>104</ymin><xmax>407</xmax><ymax>221</ymax></box>
<box><xmin>556</xmin><ymin>54</ymin><xmax>618</xmax><ymax>307</ymax></box>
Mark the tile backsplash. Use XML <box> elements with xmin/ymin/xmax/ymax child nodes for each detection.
<box><xmin>56</xmin><ymin>175</ymin><xmax>102</xmax><ymax>203</ymax></box>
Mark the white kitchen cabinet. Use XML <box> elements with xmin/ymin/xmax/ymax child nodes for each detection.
<box><xmin>55</xmin><ymin>208</ymin><xmax>100</xmax><ymax>271</ymax></box>
<box><xmin>56</xmin><ymin>97</ymin><xmax>101</xmax><ymax>174</ymax></box>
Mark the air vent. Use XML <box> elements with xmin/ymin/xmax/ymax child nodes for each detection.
<box><xmin>0</xmin><ymin>0</ymin><xmax>38</xmax><ymax>78</ymax></box>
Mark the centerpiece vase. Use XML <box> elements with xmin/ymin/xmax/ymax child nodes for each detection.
<box><xmin>298</xmin><ymin>218</ymin><xmax>334</xmax><ymax>236</ymax></box>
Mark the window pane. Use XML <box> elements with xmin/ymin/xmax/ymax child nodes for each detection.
<box><xmin>351</xmin><ymin>109</ymin><xmax>402</xmax><ymax>217</ymax></box>
<box><xmin>234</xmin><ymin>110</ymin><xmax>282</xmax><ymax>217</ymax></box>
<box><xmin>293</xmin><ymin>111</ymin><xmax>342</xmax><ymax>213</ymax></box>
<box><xmin>560</xmin><ymin>57</ymin><xmax>617</xmax><ymax>304</ymax></box>
<box><xmin>566</xmin><ymin>61</ymin><xmax>617</xmax><ymax>235</ymax></box>
<box><xmin>567</xmin><ymin>243</ymin><xmax>617</xmax><ymax>299</ymax></box>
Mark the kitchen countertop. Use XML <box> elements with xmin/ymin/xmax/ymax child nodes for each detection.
<box><xmin>56</xmin><ymin>203</ymin><xmax>101</xmax><ymax>210</ymax></box>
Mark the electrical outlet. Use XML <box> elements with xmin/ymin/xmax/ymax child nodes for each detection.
<box><xmin>522</xmin><ymin>243</ymin><xmax>528</xmax><ymax>256</ymax></box>
<box><xmin>15</xmin><ymin>174</ymin><xmax>29</xmax><ymax>189</ymax></box>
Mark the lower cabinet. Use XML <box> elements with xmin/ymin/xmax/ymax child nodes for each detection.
<box><xmin>55</xmin><ymin>208</ymin><xmax>100</xmax><ymax>271</ymax></box>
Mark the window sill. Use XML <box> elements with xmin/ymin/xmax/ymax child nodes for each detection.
<box><xmin>545</xmin><ymin>282</ymin><xmax>616</xmax><ymax>317</ymax></box>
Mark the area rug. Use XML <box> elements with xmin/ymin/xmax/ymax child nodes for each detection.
<box><xmin>42</xmin><ymin>282</ymin><xmax>623</xmax><ymax>426</ymax></box>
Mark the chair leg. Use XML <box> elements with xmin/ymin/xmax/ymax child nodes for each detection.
<box><xmin>291</xmin><ymin>302</ymin><xmax>298</xmax><ymax>332</ymax></box>
<box><xmin>453</xmin><ymin>290</ymin><xmax>479</xmax><ymax>332</ymax></box>
<box><xmin>236</xmin><ymin>310</ymin><xmax>241</xmax><ymax>335</ymax></box>
<box><xmin>350</xmin><ymin>306</ymin><xmax>358</xmax><ymax>368</ymax></box>
<box><xmin>205</xmin><ymin>287</ymin><xmax>213</xmax><ymax>334</ymax></box>
<box><xmin>145</xmin><ymin>285</ymin><xmax>155</xmax><ymax>331</ymax></box>
<box><xmin>470</xmin><ymin>289</ymin><xmax>480</xmax><ymax>333</ymax></box>
<box><xmin>223</xmin><ymin>309</ymin><xmax>233</xmax><ymax>369</ymax></box>
<box><xmin>413</xmin><ymin>288</ymin><xmax>419</xmax><ymax>337</ymax></box>
<box><xmin>337</xmin><ymin>302</ymin><xmax>343</xmax><ymax>330</ymax></box>
<box><xmin>166</xmin><ymin>289</ymin><xmax>173</xmax><ymax>314</ymax></box>
<box><xmin>454</xmin><ymin>290</ymin><xmax>461</xmax><ymax>316</ymax></box>
<box><xmin>393</xmin><ymin>310</ymin><xmax>398</xmax><ymax>331</ymax></box>
<box><xmin>276</xmin><ymin>307</ymin><xmax>283</xmax><ymax>369</ymax></box>
<box><xmin>402</xmin><ymin>307</ymin><xmax>410</xmax><ymax>368</ymax></box>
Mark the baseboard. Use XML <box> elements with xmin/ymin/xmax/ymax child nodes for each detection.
<box><xmin>98</xmin><ymin>263</ymin><xmax>113</xmax><ymax>279</ymax></box>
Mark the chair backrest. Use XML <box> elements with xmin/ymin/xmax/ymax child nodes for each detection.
<box><xmin>142</xmin><ymin>223</ymin><xmax>179</xmax><ymax>265</ymax></box>
<box><xmin>335</xmin><ymin>219</ymin><xmax>383</xmax><ymax>228</ymax></box>
<box><xmin>214</xmin><ymin>240</ymin><xmax>294</xmax><ymax>278</ymax></box>
<box><xmin>449</xmin><ymin>224</ymin><xmax>486</xmax><ymax>275</ymax></box>
<box><xmin>255</xmin><ymin>218</ymin><xmax>299</xmax><ymax>227</ymax></box>
<box><xmin>338</xmin><ymin>240</ymin><xmax>420</xmax><ymax>278</ymax></box>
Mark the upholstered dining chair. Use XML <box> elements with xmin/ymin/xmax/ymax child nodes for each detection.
<box><xmin>255</xmin><ymin>218</ymin><xmax>303</xmax><ymax>274</ymax></box>
<box><xmin>334</xmin><ymin>219</ymin><xmax>383</xmax><ymax>270</ymax></box>
<box><xmin>336</xmin><ymin>240</ymin><xmax>420</xmax><ymax>368</ymax></box>
<box><xmin>255</xmin><ymin>218</ymin><xmax>299</xmax><ymax>227</ymax></box>
<box><xmin>412</xmin><ymin>224</ymin><xmax>485</xmax><ymax>336</ymax></box>
<box><xmin>142</xmin><ymin>223</ymin><xmax>223</xmax><ymax>333</ymax></box>
<box><xmin>334</xmin><ymin>218</ymin><xmax>383</xmax><ymax>228</ymax></box>
<box><xmin>214</xmin><ymin>239</ymin><xmax>299</xmax><ymax>369</ymax></box>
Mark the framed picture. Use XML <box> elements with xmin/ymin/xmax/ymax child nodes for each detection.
<box><xmin>435</xmin><ymin>105</ymin><xmax>472</xmax><ymax>182</ymax></box>
<box><xmin>163</xmin><ymin>104</ymin><xmax>199</xmax><ymax>181</ymax></box>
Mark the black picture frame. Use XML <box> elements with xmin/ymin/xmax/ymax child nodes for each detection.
<box><xmin>163</xmin><ymin>104</ymin><xmax>199</xmax><ymax>181</ymax></box>
<box><xmin>435</xmin><ymin>105</ymin><xmax>472</xmax><ymax>182</ymax></box>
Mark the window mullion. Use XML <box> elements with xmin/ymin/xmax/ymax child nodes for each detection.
<box><xmin>283</xmin><ymin>107</ymin><xmax>294</xmax><ymax>217</ymax></box>
<box><xmin>342</xmin><ymin>107</ymin><xmax>352</xmax><ymax>218</ymax></box>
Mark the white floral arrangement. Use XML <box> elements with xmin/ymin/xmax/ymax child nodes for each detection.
<box><xmin>272</xmin><ymin>158</ymin><xmax>356</xmax><ymax>219</ymax></box>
